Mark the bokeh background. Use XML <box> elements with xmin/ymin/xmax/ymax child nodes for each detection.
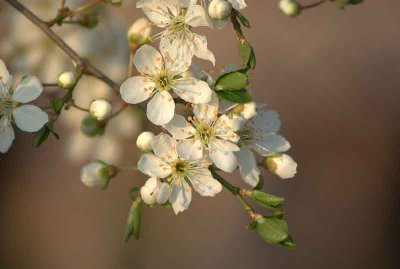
<box><xmin>0</xmin><ymin>1</ymin><xmax>399</xmax><ymax>268</ymax></box>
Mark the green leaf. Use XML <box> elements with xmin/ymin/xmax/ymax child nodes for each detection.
<box><xmin>251</xmin><ymin>190</ymin><xmax>285</xmax><ymax>208</ymax></box>
<box><xmin>33</xmin><ymin>124</ymin><xmax>51</xmax><ymax>148</ymax></box>
<box><xmin>124</xmin><ymin>197</ymin><xmax>142</xmax><ymax>242</ymax></box>
<box><xmin>216</xmin><ymin>89</ymin><xmax>252</xmax><ymax>103</ymax></box>
<box><xmin>254</xmin><ymin>175</ymin><xmax>264</xmax><ymax>190</ymax></box>
<box><xmin>280</xmin><ymin>235</ymin><xmax>296</xmax><ymax>248</ymax></box>
<box><xmin>256</xmin><ymin>217</ymin><xmax>289</xmax><ymax>244</ymax></box>
<box><xmin>215</xmin><ymin>71</ymin><xmax>249</xmax><ymax>91</ymax></box>
<box><xmin>238</xmin><ymin>41</ymin><xmax>256</xmax><ymax>70</ymax></box>
<box><xmin>51</xmin><ymin>99</ymin><xmax>64</xmax><ymax>114</ymax></box>
<box><xmin>237</xmin><ymin>12</ymin><xmax>251</xmax><ymax>28</ymax></box>
<box><xmin>80</xmin><ymin>115</ymin><xmax>105</xmax><ymax>137</ymax></box>
<box><xmin>246</xmin><ymin>221</ymin><xmax>258</xmax><ymax>230</ymax></box>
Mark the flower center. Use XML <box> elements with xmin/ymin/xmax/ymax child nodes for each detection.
<box><xmin>171</xmin><ymin>159</ymin><xmax>190</xmax><ymax>178</ymax></box>
<box><xmin>170</xmin><ymin>13</ymin><xmax>189</xmax><ymax>35</ymax></box>
<box><xmin>196</xmin><ymin>124</ymin><xmax>215</xmax><ymax>146</ymax></box>
<box><xmin>0</xmin><ymin>95</ymin><xmax>17</xmax><ymax>116</ymax></box>
<box><xmin>238</xmin><ymin>126</ymin><xmax>253</xmax><ymax>146</ymax></box>
<box><xmin>155</xmin><ymin>71</ymin><xmax>171</xmax><ymax>92</ymax></box>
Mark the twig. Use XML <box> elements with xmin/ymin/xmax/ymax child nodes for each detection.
<box><xmin>301</xmin><ymin>0</ymin><xmax>327</xmax><ymax>10</ymax></box>
<box><xmin>71</xmin><ymin>0</ymin><xmax>103</xmax><ymax>15</ymax></box>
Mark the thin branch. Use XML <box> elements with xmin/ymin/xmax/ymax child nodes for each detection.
<box><xmin>71</xmin><ymin>0</ymin><xmax>103</xmax><ymax>15</ymax></box>
<box><xmin>301</xmin><ymin>0</ymin><xmax>327</xmax><ymax>10</ymax></box>
<box><xmin>5</xmin><ymin>0</ymin><xmax>120</xmax><ymax>93</ymax></box>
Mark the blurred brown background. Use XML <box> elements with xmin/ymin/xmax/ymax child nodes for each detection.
<box><xmin>1</xmin><ymin>1</ymin><xmax>399</xmax><ymax>268</ymax></box>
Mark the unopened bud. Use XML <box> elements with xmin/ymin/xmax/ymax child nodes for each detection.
<box><xmin>89</xmin><ymin>99</ymin><xmax>112</xmax><ymax>121</ymax></box>
<box><xmin>208</xmin><ymin>0</ymin><xmax>232</xmax><ymax>20</ymax></box>
<box><xmin>140</xmin><ymin>177</ymin><xmax>170</xmax><ymax>205</ymax></box>
<box><xmin>57</xmin><ymin>71</ymin><xmax>76</xmax><ymax>89</ymax></box>
<box><xmin>127</xmin><ymin>17</ymin><xmax>152</xmax><ymax>46</ymax></box>
<box><xmin>263</xmin><ymin>153</ymin><xmax>298</xmax><ymax>179</ymax></box>
<box><xmin>80</xmin><ymin>160</ymin><xmax>117</xmax><ymax>189</ymax></box>
<box><xmin>279</xmin><ymin>0</ymin><xmax>301</xmax><ymax>17</ymax></box>
<box><xmin>136</xmin><ymin>131</ymin><xmax>155</xmax><ymax>152</ymax></box>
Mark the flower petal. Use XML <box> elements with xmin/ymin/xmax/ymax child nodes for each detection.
<box><xmin>193</xmin><ymin>91</ymin><xmax>219</xmax><ymax>122</ymax></box>
<box><xmin>151</xmin><ymin>133</ymin><xmax>178</xmax><ymax>159</ymax></box>
<box><xmin>0</xmin><ymin>123</ymin><xmax>14</xmax><ymax>153</ymax></box>
<box><xmin>164</xmin><ymin>114</ymin><xmax>195</xmax><ymax>139</ymax></box>
<box><xmin>236</xmin><ymin>146</ymin><xmax>260</xmax><ymax>187</ymax></box>
<box><xmin>146</xmin><ymin>91</ymin><xmax>175</xmax><ymax>125</ymax></box>
<box><xmin>209</xmin><ymin>148</ymin><xmax>238</xmax><ymax>173</ymax></box>
<box><xmin>215</xmin><ymin>114</ymin><xmax>240</xmax><ymax>142</ymax></box>
<box><xmin>134</xmin><ymin>45</ymin><xmax>163</xmax><ymax>76</ymax></box>
<box><xmin>172</xmin><ymin>77</ymin><xmax>212</xmax><ymax>104</ymax></box>
<box><xmin>160</xmin><ymin>35</ymin><xmax>193</xmax><ymax>68</ymax></box>
<box><xmin>169</xmin><ymin>178</ymin><xmax>192</xmax><ymax>214</ymax></box>
<box><xmin>210</xmin><ymin>138</ymin><xmax>240</xmax><ymax>152</ymax></box>
<box><xmin>157</xmin><ymin>182</ymin><xmax>171</xmax><ymax>204</ymax></box>
<box><xmin>250</xmin><ymin>110</ymin><xmax>281</xmax><ymax>134</ymax></box>
<box><xmin>137</xmin><ymin>0</ymin><xmax>171</xmax><ymax>26</ymax></box>
<box><xmin>190</xmin><ymin>169</ymin><xmax>222</xmax><ymax>197</ymax></box>
<box><xmin>12</xmin><ymin>105</ymin><xmax>48</xmax><ymax>132</ymax></box>
<box><xmin>228</xmin><ymin>0</ymin><xmax>247</xmax><ymax>10</ymax></box>
<box><xmin>0</xmin><ymin>59</ymin><xmax>13</xmax><ymax>93</ymax></box>
<box><xmin>192</xmin><ymin>33</ymin><xmax>215</xmax><ymax>65</ymax></box>
<box><xmin>120</xmin><ymin>76</ymin><xmax>153</xmax><ymax>104</ymax></box>
<box><xmin>12</xmin><ymin>76</ymin><xmax>43</xmax><ymax>103</ymax></box>
<box><xmin>177</xmin><ymin>138</ymin><xmax>203</xmax><ymax>160</ymax></box>
<box><xmin>185</xmin><ymin>5</ymin><xmax>209</xmax><ymax>27</ymax></box>
<box><xmin>138</xmin><ymin>153</ymin><xmax>171</xmax><ymax>178</ymax></box>
<box><xmin>252</xmin><ymin>134</ymin><xmax>291</xmax><ymax>157</ymax></box>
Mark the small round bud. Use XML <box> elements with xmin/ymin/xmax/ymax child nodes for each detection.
<box><xmin>279</xmin><ymin>0</ymin><xmax>301</xmax><ymax>17</ymax></box>
<box><xmin>57</xmin><ymin>71</ymin><xmax>76</xmax><ymax>89</ymax></box>
<box><xmin>262</xmin><ymin>154</ymin><xmax>298</xmax><ymax>179</ymax></box>
<box><xmin>81</xmin><ymin>160</ymin><xmax>117</xmax><ymax>189</ymax></box>
<box><xmin>136</xmin><ymin>131</ymin><xmax>155</xmax><ymax>152</ymax></box>
<box><xmin>208</xmin><ymin>0</ymin><xmax>232</xmax><ymax>20</ymax></box>
<box><xmin>242</xmin><ymin>102</ymin><xmax>257</xmax><ymax>119</ymax></box>
<box><xmin>89</xmin><ymin>99</ymin><xmax>112</xmax><ymax>121</ymax></box>
<box><xmin>140</xmin><ymin>178</ymin><xmax>170</xmax><ymax>205</ymax></box>
<box><xmin>127</xmin><ymin>17</ymin><xmax>152</xmax><ymax>46</ymax></box>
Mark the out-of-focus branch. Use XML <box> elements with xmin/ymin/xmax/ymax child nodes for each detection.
<box><xmin>301</xmin><ymin>0</ymin><xmax>327</xmax><ymax>10</ymax></box>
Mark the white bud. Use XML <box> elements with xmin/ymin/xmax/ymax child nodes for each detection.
<box><xmin>264</xmin><ymin>154</ymin><xmax>298</xmax><ymax>179</ymax></box>
<box><xmin>140</xmin><ymin>178</ymin><xmax>170</xmax><ymax>205</ymax></box>
<box><xmin>80</xmin><ymin>161</ymin><xmax>112</xmax><ymax>189</ymax></box>
<box><xmin>136</xmin><ymin>131</ymin><xmax>155</xmax><ymax>152</ymax></box>
<box><xmin>127</xmin><ymin>17</ymin><xmax>152</xmax><ymax>45</ymax></box>
<box><xmin>279</xmin><ymin>0</ymin><xmax>301</xmax><ymax>17</ymax></box>
<box><xmin>241</xmin><ymin>102</ymin><xmax>257</xmax><ymax>119</ymax></box>
<box><xmin>89</xmin><ymin>99</ymin><xmax>112</xmax><ymax>121</ymax></box>
<box><xmin>208</xmin><ymin>0</ymin><xmax>232</xmax><ymax>20</ymax></box>
<box><xmin>57</xmin><ymin>71</ymin><xmax>76</xmax><ymax>89</ymax></box>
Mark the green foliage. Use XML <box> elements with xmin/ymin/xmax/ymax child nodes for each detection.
<box><xmin>78</xmin><ymin>11</ymin><xmax>99</xmax><ymax>28</ymax></box>
<box><xmin>250</xmin><ymin>190</ymin><xmax>285</xmax><ymax>208</ymax></box>
<box><xmin>32</xmin><ymin>120</ymin><xmax>60</xmax><ymax>148</ymax></box>
<box><xmin>336</xmin><ymin>0</ymin><xmax>364</xmax><ymax>8</ymax></box>
<box><xmin>256</xmin><ymin>217</ymin><xmax>289</xmax><ymax>244</ymax></box>
<box><xmin>236</xmin><ymin>12</ymin><xmax>251</xmax><ymax>28</ymax></box>
<box><xmin>215</xmin><ymin>71</ymin><xmax>249</xmax><ymax>91</ymax></box>
<box><xmin>80</xmin><ymin>115</ymin><xmax>105</xmax><ymax>136</ymax></box>
<box><xmin>124</xmin><ymin>196</ymin><xmax>143</xmax><ymax>241</ymax></box>
<box><xmin>238</xmin><ymin>41</ymin><xmax>256</xmax><ymax>70</ymax></box>
<box><xmin>253</xmin><ymin>175</ymin><xmax>264</xmax><ymax>190</ymax></box>
<box><xmin>216</xmin><ymin>89</ymin><xmax>252</xmax><ymax>103</ymax></box>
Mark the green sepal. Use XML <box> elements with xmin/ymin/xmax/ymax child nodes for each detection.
<box><xmin>216</xmin><ymin>89</ymin><xmax>252</xmax><ymax>103</ymax></box>
<box><xmin>124</xmin><ymin>196</ymin><xmax>142</xmax><ymax>242</ymax></box>
<box><xmin>215</xmin><ymin>71</ymin><xmax>249</xmax><ymax>91</ymax></box>
<box><xmin>256</xmin><ymin>217</ymin><xmax>289</xmax><ymax>244</ymax></box>
<box><xmin>246</xmin><ymin>221</ymin><xmax>258</xmax><ymax>230</ymax></box>
<box><xmin>80</xmin><ymin>115</ymin><xmax>105</xmax><ymax>137</ymax></box>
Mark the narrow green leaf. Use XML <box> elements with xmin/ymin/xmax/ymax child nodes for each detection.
<box><xmin>32</xmin><ymin>125</ymin><xmax>51</xmax><ymax>148</ymax></box>
<box><xmin>254</xmin><ymin>175</ymin><xmax>264</xmax><ymax>190</ymax></box>
<box><xmin>216</xmin><ymin>89</ymin><xmax>252</xmax><ymax>103</ymax></box>
<box><xmin>246</xmin><ymin>221</ymin><xmax>258</xmax><ymax>230</ymax></box>
<box><xmin>280</xmin><ymin>235</ymin><xmax>296</xmax><ymax>248</ymax></box>
<box><xmin>238</xmin><ymin>41</ymin><xmax>252</xmax><ymax>67</ymax></box>
<box><xmin>256</xmin><ymin>217</ymin><xmax>289</xmax><ymax>244</ymax></box>
<box><xmin>124</xmin><ymin>197</ymin><xmax>142</xmax><ymax>242</ymax></box>
<box><xmin>237</xmin><ymin>12</ymin><xmax>251</xmax><ymax>28</ymax></box>
<box><xmin>251</xmin><ymin>190</ymin><xmax>285</xmax><ymax>208</ymax></box>
<box><xmin>215</xmin><ymin>71</ymin><xmax>249</xmax><ymax>91</ymax></box>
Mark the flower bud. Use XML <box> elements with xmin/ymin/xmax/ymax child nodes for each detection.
<box><xmin>208</xmin><ymin>0</ymin><xmax>232</xmax><ymax>20</ymax></box>
<box><xmin>57</xmin><ymin>71</ymin><xmax>76</xmax><ymax>89</ymax></box>
<box><xmin>279</xmin><ymin>0</ymin><xmax>301</xmax><ymax>17</ymax></box>
<box><xmin>80</xmin><ymin>160</ymin><xmax>117</xmax><ymax>189</ymax></box>
<box><xmin>136</xmin><ymin>131</ymin><xmax>155</xmax><ymax>152</ymax></box>
<box><xmin>140</xmin><ymin>177</ymin><xmax>170</xmax><ymax>205</ymax></box>
<box><xmin>89</xmin><ymin>99</ymin><xmax>112</xmax><ymax>121</ymax></box>
<box><xmin>263</xmin><ymin>154</ymin><xmax>298</xmax><ymax>179</ymax></box>
<box><xmin>127</xmin><ymin>17</ymin><xmax>152</xmax><ymax>46</ymax></box>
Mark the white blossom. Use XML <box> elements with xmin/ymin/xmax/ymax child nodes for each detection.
<box><xmin>0</xmin><ymin>60</ymin><xmax>48</xmax><ymax>153</ymax></box>
<box><xmin>140</xmin><ymin>177</ymin><xmax>170</xmax><ymax>205</ymax></box>
<box><xmin>208</xmin><ymin>0</ymin><xmax>232</xmax><ymax>20</ymax></box>
<box><xmin>120</xmin><ymin>45</ymin><xmax>212</xmax><ymax>125</ymax></box>
<box><xmin>264</xmin><ymin>153</ymin><xmax>298</xmax><ymax>179</ymax></box>
<box><xmin>136</xmin><ymin>131</ymin><xmax>155</xmax><ymax>152</ymax></box>
<box><xmin>138</xmin><ymin>133</ymin><xmax>222</xmax><ymax>214</ymax></box>
<box><xmin>164</xmin><ymin>93</ymin><xmax>240</xmax><ymax>173</ymax></box>
<box><xmin>89</xmin><ymin>99</ymin><xmax>112</xmax><ymax>121</ymax></box>
<box><xmin>137</xmin><ymin>0</ymin><xmax>215</xmax><ymax>64</ymax></box>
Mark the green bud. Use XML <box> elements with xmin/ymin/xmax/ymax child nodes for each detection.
<box><xmin>80</xmin><ymin>115</ymin><xmax>105</xmax><ymax>137</ymax></box>
<box><xmin>250</xmin><ymin>190</ymin><xmax>285</xmax><ymax>208</ymax></box>
<box><xmin>124</xmin><ymin>196</ymin><xmax>143</xmax><ymax>241</ymax></box>
<box><xmin>256</xmin><ymin>217</ymin><xmax>289</xmax><ymax>244</ymax></box>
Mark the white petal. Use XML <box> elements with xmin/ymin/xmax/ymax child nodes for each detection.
<box><xmin>138</xmin><ymin>153</ymin><xmax>171</xmax><ymax>178</ymax></box>
<box><xmin>146</xmin><ymin>91</ymin><xmax>175</xmax><ymax>125</ymax></box>
<box><xmin>251</xmin><ymin>110</ymin><xmax>281</xmax><ymax>134</ymax></box>
<box><xmin>0</xmin><ymin>59</ymin><xmax>13</xmax><ymax>92</ymax></box>
<box><xmin>192</xmin><ymin>33</ymin><xmax>215</xmax><ymax>65</ymax></box>
<box><xmin>164</xmin><ymin>114</ymin><xmax>195</xmax><ymax>139</ymax></box>
<box><xmin>190</xmin><ymin>169</ymin><xmax>222</xmax><ymax>197</ymax></box>
<box><xmin>273</xmin><ymin>154</ymin><xmax>298</xmax><ymax>179</ymax></box>
<box><xmin>0</xmin><ymin>123</ymin><xmax>14</xmax><ymax>153</ymax></box>
<box><xmin>138</xmin><ymin>1</ymin><xmax>171</xmax><ymax>26</ymax></box>
<box><xmin>172</xmin><ymin>77</ymin><xmax>212</xmax><ymax>104</ymax></box>
<box><xmin>236</xmin><ymin>146</ymin><xmax>260</xmax><ymax>187</ymax></box>
<box><xmin>12</xmin><ymin>76</ymin><xmax>43</xmax><ymax>103</ymax></box>
<box><xmin>193</xmin><ymin>91</ymin><xmax>219</xmax><ymax>122</ymax></box>
<box><xmin>185</xmin><ymin>5</ymin><xmax>209</xmax><ymax>27</ymax></box>
<box><xmin>177</xmin><ymin>138</ymin><xmax>203</xmax><ymax>160</ymax></box>
<box><xmin>144</xmin><ymin>177</ymin><xmax>159</xmax><ymax>191</ymax></box>
<box><xmin>210</xmin><ymin>138</ymin><xmax>240</xmax><ymax>152</ymax></box>
<box><xmin>160</xmin><ymin>35</ymin><xmax>194</xmax><ymax>68</ymax></box>
<box><xmin>252</xmin><ymin>134</ymin><xmax>291</xmax><ymax>157</ymax></box>
<box><xmin>210</xmin><ymin>149</ymin><xmax>238</xmax><ymax>173</ymax></box>
<box><xmin>141</xmin><ymin>185</ymin><xmax>158</xmax><ymax>205</ymax></box>
<box><xmin>151</xmin><ymin>133</ymin><xmax>178</xmax><ymax>159</ymax></box>
<box><xmin>169</xmin><ymin>178</ymin><xmax>192</xmax><ymax>214</ymax></box>
<box><xmin>134</xmin><ymin>45</ymin><xmax>163</xmax><ymax>76</ymax></box>
<box><xmin>228</xmin><ymin>0</ymin><xmax>247</xmax><ymax>10</ymax></box>
<box><xmin>157</xmin><ymin>182</ymin><xmax>171</xmax><ymax>204</ymax></box>
<box><xmin>215</xmin><ymin>114</ymin><xmax>240</xmax><ymax>142</ymax></box>
<box><xmin>13</xmin><ymin>105</ymin><xmax>48</xmax><ymax>132</ymax></box>
<box><xmin>120</xmin><ymin>76</ymin><xmax>154</xmax><ymax>104</ymax></box>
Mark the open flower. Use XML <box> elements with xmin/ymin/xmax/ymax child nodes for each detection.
<box><xmin>234</xmin><ymin>108</ymin><xmax>291</xmax><ymax>187</ymax></box>
<box><xmin>0</xmin><ymin>60</ymin><xmax>48</xmax><ymax>153</ymax></box>
<box><xmin>120</xmin><ymin>45</ymin><xmax>212</xmax><ymax>125</ymax></box>
<box><xmin>137</xmin><ymin>0</ymin><xmax>215</xmax><ymax>64</ymax></box>
<box><xmin>164</xmin><ymin>93</ymin><xmax>240</xmax><ymax>173</ymax></box>
<box><xmin>138</xmin><ymin>133</ymin><xmax>222</xmax><ymax>214</ymax></box>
